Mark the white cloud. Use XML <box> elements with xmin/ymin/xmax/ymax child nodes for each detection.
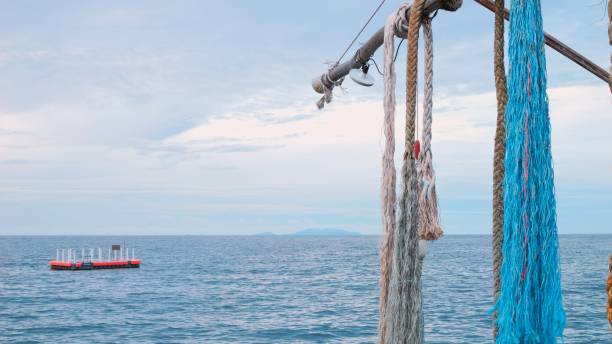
<box><xmin>0</xmin><ymin>83</ymin><xmax>609</xmax><ymax>234</ymax></box>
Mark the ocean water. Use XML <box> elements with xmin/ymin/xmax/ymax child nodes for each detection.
<box><xmin>1</xmin><ymin>235</ymin><xmax>611</xmax><ymax>343</ymax></box>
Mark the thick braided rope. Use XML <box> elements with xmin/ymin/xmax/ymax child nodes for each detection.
<box><xmin>492</xmin><ymin>0</ymin><xmax>507</xmax><ymax>339</ymax></box>
<box><xmin>384</xmin><ymin>0</ymin><xmax>427</xmax><ymax>342</ymax></box>
<box><xmin>378</xmin><ymin>5</ymin><xmax>408</xmax><ymax>343</ymax></box>
<box><xmin>417</xmin><ymin>17</ymin><xmax>443</xmax><ymax>241</ymax></box>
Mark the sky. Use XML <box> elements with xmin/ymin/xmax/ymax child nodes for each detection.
<box><xmin>0</xmin><ymin>0</ymin><xmax>610</xmax><ymax>235</ymax></box>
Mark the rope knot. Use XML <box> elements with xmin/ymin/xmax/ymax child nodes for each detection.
<box><xmin>316</xmin><ymin>65</ymin><xmax>344</xmax><ymax>110</ymax></box>
<box><xmin>392</xmin><ymin>4</ymin><xmax>411</xmax><ymax>38</ymax></box>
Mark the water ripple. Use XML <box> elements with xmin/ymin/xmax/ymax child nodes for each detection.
<box><xmin>1</xmin><ymin>235</ymin><xmax>610</xmax><ymax>343</ymax></box>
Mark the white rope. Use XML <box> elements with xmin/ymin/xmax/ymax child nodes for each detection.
<box><xmin>378</xmin><ymin>5</ymin><xmax>409</xmax><ymax>343</ymax></box>
<box><xmin>417</xmin><ymin>17</ymin><xmax>443</xmax><ymax>241</ymax></box>
<box><xmin>379</xmin><ymin>4</ymin><xmax>434</xmax><ymax>343</ymax></box>
<box><xmin>384</xmin><ymin>0</ymin><xmax>427</xmax><ymax>342</ymax></box>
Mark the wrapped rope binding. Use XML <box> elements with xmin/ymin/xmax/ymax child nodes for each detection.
<box><xmin>417</xmin><ymin>17</ymin><xmax>443</xmax><ymax>241</ymax></box>
<box><xmin>316</xmin><ymin>73</ymin><xmax>344</xmax><ymax>110</ymax></box>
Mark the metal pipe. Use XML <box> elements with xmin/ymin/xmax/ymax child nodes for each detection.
<box><xmin>312</xmin><ymin>0</ymin><xmax>463</xmax><ymax>94</ymax></box>
<box><xmin>473</xmin><ymin>0</ymin><xmax>609</xmax><ymax>83</ymax></box>
<box><xmin>313</xmin><ymin>0</ymin><xmax>608</xmax><ymax>102</ymax></box>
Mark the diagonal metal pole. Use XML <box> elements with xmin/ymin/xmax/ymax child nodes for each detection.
<box><xmin>312</xmin><ymin>0</ymin><xmax>463</xmax><ymax>95</ymax></box>
<box><xmin>474</xmin><ymin>0</ymin><xmax>610</xmax><ymax>84</ymax></box>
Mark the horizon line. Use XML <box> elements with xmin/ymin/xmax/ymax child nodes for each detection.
<box><xmin>1</xmin><ymin>233</ymin><xmax>610</xmax><ymax>236</ymax></box>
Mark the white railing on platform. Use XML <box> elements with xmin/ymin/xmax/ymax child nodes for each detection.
<box><xmin>55</xmin><ymin>245</ymin><xmax>137</xmax><ymax>262</ymax></box>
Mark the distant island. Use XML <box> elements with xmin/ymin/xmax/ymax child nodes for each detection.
<box><xmin>292</xmin><ymin>228</ymin><xmax>360</xmax><ymax>236</ymax></box>
<box><xmin>254</xmin><ymin>229</ymin><xmax>360</xmax><ymax>236</ymax></box>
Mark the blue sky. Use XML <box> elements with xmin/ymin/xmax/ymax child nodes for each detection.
<box><xmin>0</xmin><ymin>0</ymin><xmax>610</xmax><ymax>235</ymax></box>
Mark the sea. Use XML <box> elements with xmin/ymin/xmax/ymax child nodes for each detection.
<box><xmin>1</xmin><ymin>235</ymin><xmax>611</xmax><ymax>343</ymax></box>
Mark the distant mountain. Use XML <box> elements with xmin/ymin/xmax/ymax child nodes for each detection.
<box><xmin>291</xmin><ymin>228</ymin><xmax>360</xmax><ymax>236</ymax></box>
<box><xmin>253</xmin><ymin>232</ymin><xmax>277</xmax><ymax>236</ymax></box>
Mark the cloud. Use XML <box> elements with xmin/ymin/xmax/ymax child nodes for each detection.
<box><xmin>1</xmin><ymin>71</ymin><xmax>610</xmax><ymax>234</ymax></box>
<box><xmin>0</xmin><ymin>0</ymin><xmax>609</xmax><ymax>234</ymax></box>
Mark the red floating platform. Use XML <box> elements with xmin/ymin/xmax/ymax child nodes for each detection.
<box><xmin>49</xmin><ymin>259</ymin><xmax>140</xmax><ymax>270</ymax></box>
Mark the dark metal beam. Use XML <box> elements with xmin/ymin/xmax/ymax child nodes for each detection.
<box><xmin>473</xmin><ymin>0</ymin><xmax>610</xmax><ymax>84</ymax></box>
<box><xmin>312</xmin><ymin>0</ymin><xmax>463</xmax><ymax>94</ymax></box>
